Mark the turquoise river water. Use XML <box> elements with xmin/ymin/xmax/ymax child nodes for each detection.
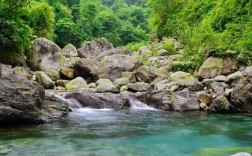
<box><xmin>0</xmin><ymin>108</ymin><xmax>251</xmax><ymax>156</ymax></box>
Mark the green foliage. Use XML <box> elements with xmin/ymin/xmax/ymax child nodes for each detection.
<box><xmin>162</xmin><ymin>38</ymin><xmax>176</xmax><ymax>55</ymax></box>
<box><xmin>24</xmin><ymin>1</ymin><xmax>55</xmax><ymax>40</ymax></box>
<box><xmin>0</xmin><ymin>1</ymin><xmax>32</xmax><ymax>55</ymax></box>
<box><xmin>148</xmin><ymin>0</ymin><xmax>252</xmax><ymax>66</ymax></box>
<box><xmin>124</xmin><ymin>41</ymin><xmax>149</xmax><ymax>51</ymax></box>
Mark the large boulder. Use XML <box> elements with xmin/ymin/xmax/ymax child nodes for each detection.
<box><xmin>35</xmin><ymin>71</ymin><xmax>55</xmax><ymax>89</ymax></box>
<box><xmin>65</xmin><ymin>77</ymin><xmax>89</xmax><ymax>91</ymax></box>
<box><xmin>65</xmin><ymin>92</ymin><xmax>127</xmax><ymax>110</ymax></box>
<box><xmin>74</xmin><ymin>59</ymin><xmax>100</xmax><ymax>83</ymax></box>
<box><xmin>77</xmin><ymin>38</ymin><xmax>113</xmax><ymax>59</ymax></box>
<box><xmin>231</xmin><ymin>67</ymin><xmax>252</xmax><ymax>112</ymax></box>
<box><xmin>135</xmin><ymin>65</ymin><xmax>158</xmax><ymax>83</ymax></box>
<box><xmin>28</xmin><ymin>37</ymin><xmax>63</xmax><ymax>71</ymax></box>
<box><xmin>0</xmin><ymin>66</ymin><xmax>68</xmax><ymax>126</ymax></box>
<box><xmin>95</xmin><ymin>79</ymin><xmax>118</xmax><ymax>93</ymax></box>
<box><xmin>170</xmin><ymin>71</ymin><xmax>197</xmax><ymax>86</ymax></box>
<box><xmin>98</xmin><ymin>54</ymin><xmax>141</xmax><ymax>81</ymax></box>
<box><xmin>198</xmin><ymin>57</ymin><xmax>238</xmax><ymax>79</ymax></box>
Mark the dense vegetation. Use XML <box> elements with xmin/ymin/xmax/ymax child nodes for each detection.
<box><xmin>0</xmin><ymin>0</ymin><xmax>149</xmax><ymax>55</ymax></box>
<box><xmin>0</xmin><ymin>0</ymin><xmax>251</xmax><ymax>67</ymax></box>
<box><xmin>147</xmin><ymin>0</ymin><xmax>252</xmax><ymax>65</ymax></box>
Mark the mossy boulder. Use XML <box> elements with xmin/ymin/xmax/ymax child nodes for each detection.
<box><xmin>95</xmin><ymin>79</ymin><xmax>118</xmax><ymax>93</ymax></box>
<box><xmin>66</xmin><ymin>77</ymin><xmax>89</xmax><ymax>91</ymax></box>
<box><xmin>45</xmin><ymin>68</ymin><xmax>60</xmax><ymax>81</ymax></box>
<box><xmin>35</xmin><ymin>71</ymin><xmax>55</xmax><ymax>89</ymax></box>
<box><xmin>170</xmin><ymin>71</ymin><xmax>196</xmax><ymax>86</ymax></box>
<box><xmin>198</xmin><ymin>57</ymin><xmax>238</xmax><ymax>79</ymax></box>
<box><xmin>113</xmin><ymin>78</ymin><xmax>129</xmax><ymax>88</ymax></box>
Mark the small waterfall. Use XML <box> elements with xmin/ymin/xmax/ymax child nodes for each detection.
<box><xmin>55</xmin><ymin>95</ymin><xmax>84</xmax><ymax>109</ymax></box>
<box><xmin>129</xmin><ymin>99</ymin><xmax>156</xmax><ymax>110</ymax></box>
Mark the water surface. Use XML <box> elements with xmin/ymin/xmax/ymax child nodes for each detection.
<box><xmin>0</xmin><ymin>109</ymin><xmax>251</xmax><ymax>156</ymax></box>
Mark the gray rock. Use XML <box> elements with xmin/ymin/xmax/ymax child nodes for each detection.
<box><xmin>35</xmin><ymin>71</ymin><xmax>55</xmax><ymax>89</ymax></box>
<box><xmin>231</xmin><ymin>66</ymin><xmax>252</xmax><ymax>113</ymax></box>
<box><xmin>29</xmin><ymin>37</ymin><xmax>63</xmax><ymax>71</ymax></box>
<box><xmin>135</xmin><ymin>65</ymin><xmax>158</xmax><ymax>83</ymax></box>
<box><xmin>113</xmin><ymin>78</ymin><xmax>129</xmax><ymax>88</ymax></box>
<box><xmin>214</xmin><ymin>75</ymin><xmax>227</xmax><ymax>82</ymax></box>
<box><xmin>128</xmin><ymin>82</ymin><xmax>151</xmax><ymax>92</ymax></box>
<box><xmin>77</xmin><ymin>38</ymin><xmax>113</xmax><ymax>59</ymax></box>
<box><xmin>62</xmin><ymin>44</ymin><xmax>78</xmax><ymax>57</ymax></box>
<box><xmin>170</xmin><ymin>71</ymin><xmax>197</xmax><ymax>86</ymax></box>
<box><xmin>198</xmin><ymin>57</ymin><xmax>238</xmax><ymax>79</ymax></box>
<box><xmin>95</xmin><ymin>79</ymin><xmax>118</xmax><ymax>93</ymax></box>
<box><xmin>65</xmin><ymin>92</ymin><xmax>127</xmax><ymax>110</ymax></box>
<box><xmin>172</xmin><ymin>89</ymin><xmax>199</xmax><ymax>111</ymax></box>
<box><xmin>0</xmin><ymin>69</ymin><xmax>68</xmax><ymax>126</ymax></box>
<box><xmin>74</xmin><ymin>59</ymin><xmax>100</xmax><ymax>83</ymax></box>
<box><xmin>13</xmin><ymin>66</ymin><xmax>33</xmax><ymax>79</ymax></box>
<box><xmin>98</xmin><ymin>54</ymin><xmax>141</xmax><ymax>81</ymax></box>
<box><xmin>122</xmin><ymin>72</ymin><xmax>137</xmax><ymax>83</ymax></box>
<box><xmin>209</xmin><ymin>96</ymin><xmax>232</xmax><ymax>112</ymax></box>
<box><xmin>0</xmin><ymin>64</ymin><xmax>13</xmax><ymax>79</ymax></box>
<box><xmin>202</xmin><ymin>79</ymin><xmax>215</xmax><ymax>86</ymax></box>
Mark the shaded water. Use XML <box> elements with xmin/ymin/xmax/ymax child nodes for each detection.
<box><xmin>0</xmin><ymin>108</ymin><xmax>251</xmax><ymax>155</ymax></box>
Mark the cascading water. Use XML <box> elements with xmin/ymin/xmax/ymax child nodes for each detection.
<box><xmin>128</xmin><ymin>99</ymin><xmax>156</xmax><ymax>110</ymax></box>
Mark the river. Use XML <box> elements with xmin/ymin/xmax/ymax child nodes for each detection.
<box><xmin>0</xmin><ymin>98</ymin><xmax>251</xmax><ymax>156</ymax></box>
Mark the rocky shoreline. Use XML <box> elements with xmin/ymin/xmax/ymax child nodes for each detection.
<box><xmin>0</xmin><ymin>37</ymin><xmax>251</xmax><ymax>126</ymax></box>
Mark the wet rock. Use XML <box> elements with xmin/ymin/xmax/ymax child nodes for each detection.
<box><xmin>65</xmin><ymin>77</ymin><xmax>89</xmax><ymax>91</ymax></box>
<box><xmin>29</xmin><ymin>37</ymin><xmax>63</xmax><ymax>71</ymax></box>
<box><xmin>35</xmin><ymin>71</ymin><xmax>55</xmax><ymax>89</ymax></box>
<box><xmin>65</xmin><ymin>92</ymin><xmax>127</xmax><ymax>110</ymax></box>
